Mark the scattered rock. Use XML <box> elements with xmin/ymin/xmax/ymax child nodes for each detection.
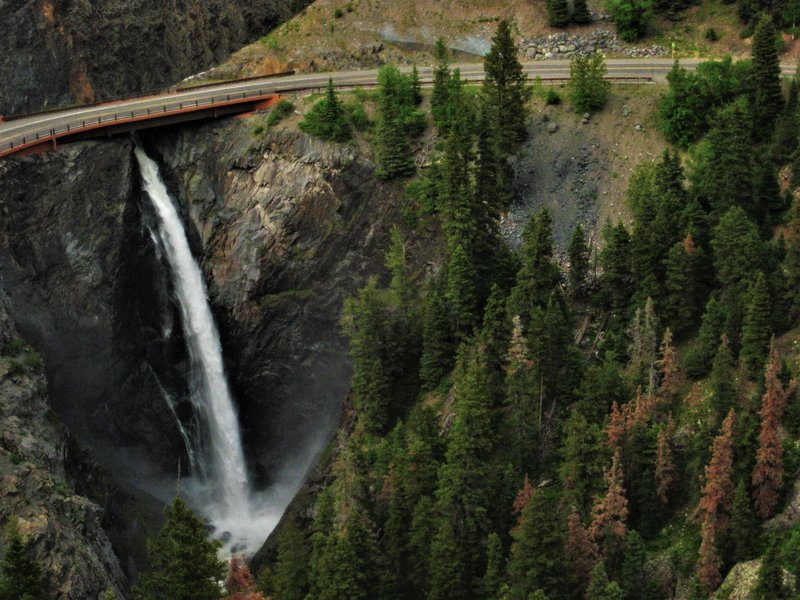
<box><xmin>521</xmin><ymin>28</ymin><xmax>667</xmax><ymax>60</ymax></box>
<box><xmin>547</xmin><ymin>122</ymin><xmax>559</xmax><ymax>133</ymax></box>
<box><xmin>623</xmin><ymin>106</ymin><xmax>631</xmax><ymax>117</ymax></box>
<box><xmin>634</xmin><ymin>124</ymin><xmax>643</xmax><ymax>132</ymax></box>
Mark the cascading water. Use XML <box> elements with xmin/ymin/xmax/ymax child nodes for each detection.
<box><xmin>135</xmin><ymin>146</ymin><xmax>286</xmax><ymax>554</ymax></box>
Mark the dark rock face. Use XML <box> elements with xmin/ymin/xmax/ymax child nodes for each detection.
<box><xmin>0</xmin><ymin>118</ymin><xmax>403</xmax><ymax>583</ymax></box>
<box><xmin>0</xmin><ymin>0</ymin><xmax>295</xmax><ymax>115</ymax></box>
<box><xmin>147</xmin><ymin>123</ymin><xmax>403</xmax><ymax>488</ymax></box>
<box><xmin>0</xmin><ymin>141</ymin><xmax>187</xmax><ymax>477</ymax></box>
<box><xmin>0</xmin><ymin>293</ymin><xmax>129</xmax><ymax>599</ymax></box>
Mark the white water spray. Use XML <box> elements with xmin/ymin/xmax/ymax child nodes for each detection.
<box><xmin>135</xmin><ymin>147</ymin><xmax>292</xmax><ymax>553</ymax></box>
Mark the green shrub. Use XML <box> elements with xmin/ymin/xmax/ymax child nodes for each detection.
<box><xmin>346</xmin><ymin>2</ymin><xmax>355</xmax><ymax>12</ymax></box>
<box><xmin>344</xmin><ymin>100</ymin><xmax>370</xmax><ymax>131</ymax></box>
<box><xmin>22</xmin><ymin>352</ymin><xmax>43</xmax><ymax>370</ymax></box>
<box><xmin>7</xmin><ymin>359</ymin><xmax>25</xmax><ymax>377</ymax></box>
<box><xmin>4</xmin><ymin>337</ymin><xmax>25</xmax><ymax>357</ymax></box>
<box><xmin>605</xmin><ymin>0</ymin><xmax>654</xmax><ymax>41</ymax></box>
<box><xmin>545</xmin><ymin>89</ymin><xmax>561</xmax><ymax>105</ymax></box>
<box><xmin>704</xmin><ymin>27</ymin><xmax>720</xmax><ymax>41</ymax></box>
<box><xmin>9</xmin><ymin>452</ymin><xmax>22</xmax><ymax>465</ymax></box>
<box><xmin>334</xmin><ymin>7</ymin><xmax>344</xmax><ymax>18</ymax></box>
<box><xmin>266</xmin><ymin>99</ymin><xmax>295</xmax><ymax>128</ymax></box>
<box><xmin>569</xmin><ymin>53</ymin><xmax>611</xmax><ymax>112</ymax></box>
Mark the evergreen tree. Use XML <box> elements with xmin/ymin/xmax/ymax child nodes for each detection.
<box><xmin>429</xmin><ymin>343</ymin><xmax>497</xmax><ymax>600</ymax></box>
<box><xmin>664</xmin><ymin>235</ymin><xmax>706</xmax><ymax>338</ymax></box>
<box><xmin>272</xmin><ymin>520</ymin><xmax>309</xmax><ymax>600</ymax></box>
<box><xmin>599</xmin><ymin>222</ymin><xmax>633</xmax><ymax>313</ymax></box>
<box><xmin>753</xmin><ymin>536</ymin><xmax>791</xmax><ymax>599</ymax></box>
<box><xmin>505</xmin><ymin>316</ymin><xmax>538</xmax><ymax>471</ymax></box>
<box><xmin>695</xmin><ymin>410</ymin><xmax>736</xmax><ymax>594</ymax></box>
<box><xmin>341</xmin><ymin>279</ymin><xmax>392</xmax><ymax>432</ymax></box>
<box><xmin>621</xmin><ymin>530</ymin><xmax>646</xmax><ymax>600</ymax></box>
<box><xmin>375</xmin><ymin>66</ymin><xmax>416</xmax><ymax>179</ymax></box>
<box><xmin>483</xmin><ymin>533</ymin><xmax>505</xmax><ymax>600</ymax></box>
<box><xmin>586</xmin><ymin>563</ymin><xmax>624</xmax><ymax>600</ymax></box>
<box><xmin>691</xmin><ymin>100</ymin><xmax>756</xmax><ymax>218</ymax></box>
<box><xmin>711</xmin><ymin>207</ymin><xmax>767</xmax><ymax>298</ymax></box>
<box><xmin>709</xmin><ymin>335</ymin><xmax>737</xmax><ymax>422</ymax></box>
<box><xmin>481</xmin><ymin>284</ymin><xmax>512</xmax><ymax>395</ymax></box>
<box><xmin>590</xmin><ymin>449</ymin><xmax>629</xmax><ymax>566</ymax></box>
<box><xmin>740</xmin><ymin>273</ymin><xmax>772</xmax><ymax>378</ymax></box>
<box><xmin>224</xmin><ymin>556</ymin><xmax>267</xmax><ymax>600</ymax></box>
<box><xmin>410</xmin><ymin>64</ymin><xmax>422</xmax><ymax>105</ymax></box>
<box><xmin>783</xmin><ymin>200</ymin><xmax>800</xmax><ymax>324</ymax></box>
<box><xmin>568</xmin><ymin>224</ymin><xmax>590</xmax><ymax>300</ymax></box>
<box><xmin>560</xmin><ymin>407</ymin><xmax>607</xmax><ymax>514</ymax></box>
<box><xmin>569</xmin><ymin>53</ymin><xmax>611</xmax><ymax>112</ymax></box>
<box><xmin>684</xmin><ymin>297</ymin><xmax>725</xmax><ymax>379</ymax></box>
<box><xmin>752</xmin><ymin>15</ymin><xmax>784</xmax><ymax>135</ymax></box>
<box><xmin>431</xmin><ymin>39</ymin><xmax>452</xmax><ymax>131</ymax></box>
<box><xmin>136</xmin><ymin>498</ymin><xmax>226</xmax><ymax>600</ymax></box>
<box><xmin>299</xmin><ymin>78</ymin><xmax>351</xmax><ymax>142</ymax></box>
<box><xmin>0</xmin><ymin>520</ymin><xmax>46</xmax><ymax>600</ymax></box>
<box><xmin>729</xmin><ymin>478</ymin><xmax>759</xmax><ymax>563</ymax></box>
<box><xmin>482</xmin><ymin>20</ymin><xmax>530</xmax><ymax>154</ymax></box>
<box><xmin>420</xmin><ymin>274</ymin><xmax>453</xmax><ymax>391</ymax></box>
<box><xmin>506</xmin><ymin>487</ymin><xmax>568</xmax><ymax>600</ymax></box>
<box><xmin>509</xmin><ymin>208</ymin><xmax>561</xmax><ymax>324</ymax></box>
<box><xmin>573</xmin><ymin>0</ymin><xmax>593</xmax><ymax>23</ymax></box>
<box><xmin>566</xmin><ymin>510</ymin><xmax>598</xmax><ymax>597</ymax></box>
<box><xmin>753</xmin><ymin>341</ymin><xmax>795</xmax><ymax>519</ymax></box>
<box><xmin>655</xmin><ymin>422</ymin><xmax>676</xmax><ymax>504</ymax></box>
<box><xmin>548</xmin><ymin>0</ymin><xmax>571</xmax><ymax>27</ymax></box>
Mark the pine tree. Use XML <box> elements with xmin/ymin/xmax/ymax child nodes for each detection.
<box><xmin>664</xmin><ymin>235</ymin><xmax>706</xmax><ymax>339</ymax></box>
<box><xmin>752</xmin><ymin>14</ymin><xmax>784</xmax><ymax>135</ymax></box>
<box><xmin>410</xmin><ymin>64</ymin><xmax>422</xmax><ymax>104</ymax></box>
<box><xmin>224</xmin><ymin>556</ymin><xmax>267</xmax><ymax>600</ymax></box>
<box><xmin>341</xmin><ymin>279</ymin><xmax>391</xmax><ymax>432</ymax></box>
<box><xmin>420</xmin><ymin>274</ymin><xmax>454</xmax><ymax>391</ymax></box>
<box><xmin>711</xmin><ymin>207</ymin><xmax>766</xmax><ymax>297</ymax></box>
<box><xmin>684</xmin><ymin>297</ymin><xmax>725</xmax><ymax>379</ymax></box>
<box><xmin>590</xmin><ymin>449</ymin><xmax>629</xmax><ymax>565</ymax></box>
<box><xmin>506</xmin><ymin>487</ymin><xmax>568</xmax><ymax>600</ymax></box>
<box><xmin>657</xmin><ymin>330</ymin><xmax>679</xmax><ymax>402</ymax></box>
<box><xmin>0</xmin><ymin>520</ymin><xmax>46</xmax><ymax>600</ymax></box>
<box><xmin>505</xmin><ymin>315</ymin><xmax>538</xmax><ymax>472</ymax></box>
<box><xmin>560</xmin><ymin>407</ymin><xmax>607</xmax><ymax>514</ymax></box>
<box><xmin>482</xmin><ymin>533</ymin><xmax>505</xmax><ymax>600</ymax></box>
<box><xmin>272</xmin><ymin>520</ymin><xmax>309</xmax><ymax>600</ymax></box>
<box><xmin>655</xmin><ymin>423</ymin><xmax>676</xmax><ymax>504</ymax></box>
<box><xmin>568</xmin><ymin>224</ymin><xmax>590</xmax><ymax>300</ymax></box>
<box><xmin>695</xmin><ymin>410</ymin><xmax>736</xmax><ymax>594</ymax></box>
<box><xmin>621</xmin><ymin>530</ymin><xmax>646</xmax><ymax>600</ymax></box>
<box><xmin>573</xmin><ymin>0</ymin><xmax>593</xmax><ymax>23</ymax></box>
<box><xmin>753</xmin><ymin>340</ymin><xmax>796</xmax><ymax>518</ymax></box>
<box><xmin>136</xmin><ymin>498</ymin><xmax>226</xmax><ymax>600</ymax></box>
<box><xmin>709</xmin><ymin>335</ymin><xmax>737</xmax><ymax>422</ymax></box>
<box><xmin>548</xmin><ymin>0</ymin><xmax>571</xmax><ymax>27</ymax></box>
<box><xmin>754</xmin><ymin>535</ymin><xmax>791</xmax><ymax>599</ymax></box>
<box><xmin>481</xmin><ymin>284</ymin><xmax>512</xmax><ymax>395</ymax></box>
<box><xmin>431</xmin><ymin>39</ymin><xmax>452</xmax><ymax>131</ymax></box>
<box><xmin>783</xmin><ymin>200</ymin><xmax>800</xmax><ymax>324</ymax></box>
<box><xmin>628</xmin><ymin>297</ymin><xmax>660</xmax><ymax>396</ymax></box>
<box><xmin>375</xmin><ymin>66</ymin><xmax>415</xmax><ymax>179</ymax></box>
<box><xmin>692</xmin><ymin>100</ymin><xmax>756</xmax><ymax>217</ymax></box>
<box><xmin>729</xmin><ymin>478</ymin><xmax>759</xmax><ymax>563</ymax></box>
<box><xmin>482</xmin><ymin>20</ymin><xmax>530</xmax><ymax>154</ymax></box>
<box><xmin>740</xmin><ymin>273</ymin><xmax>772</xmax><ymax>378</ymax></box>
<box><xmin>586</xmin><ymin>563</ymin><xmax>624</xmax><ymax>600</ymax></box>
<box><xmin>599</xmin><ymin>222</ymin><xmax>633</xmax><ymax>313</ymax></box>
<box><xmin>509</xmin><ymin>208</ymin><xmax>560</xmax><ymax>324</ymax></box>
<box><xmin>566</xmin><ymin>510</ymin><xmax>598</xmax><ymax>597</ymax></box>
<box><xmin>429</xmin><ymin>343</ymin><xmax>497</xmax><ymax>600</ymax></box>
<box><xmin>299</xmin><ymin>78</ymin><xmax>351</xmax><ymax>142</ymax></box>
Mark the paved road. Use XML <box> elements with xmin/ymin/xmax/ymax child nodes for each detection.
<box><xmin>0</xmin><ymin>58</ymin><xmax>794</xmax><ymax>155</ymax></box>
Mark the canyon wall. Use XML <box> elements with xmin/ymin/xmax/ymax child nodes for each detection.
<box><xmin>0</xmin><ymin>0</ymin><xmax>297</xmax><ymax>115</ymax></box>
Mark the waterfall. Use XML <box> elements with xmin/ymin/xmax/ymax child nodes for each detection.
<box><xmin>134</xmin><ymin>147</ymin><xmax>253</xmax><ymax>538</ymax></box>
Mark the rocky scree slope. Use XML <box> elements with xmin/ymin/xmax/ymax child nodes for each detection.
<box><xmin>0</xmin><ymin>295</ymin><xmax>128</xmax><ymax>599</ymax></box>
<box><xmin>0</xmin><ymin>0</ymin><xmax>298</xmax><ymax>115</ymax></box>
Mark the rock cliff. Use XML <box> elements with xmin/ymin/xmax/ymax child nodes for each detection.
<box><xmin>0</xmin><ymin>0</ymin><xmax>298</xmax><ymax>115</ymax></box>
<box><xmin>0</xmin><ymin>294</ymin><xmax>128</xmax><ymax>599</ymax></box>
<box><xmin>0</xmin><ymin>114</ymin><xmax>405</xmax><ymax>587</ymax></box>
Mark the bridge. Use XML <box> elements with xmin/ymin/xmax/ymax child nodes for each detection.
<box><xmin>0</xmin><ymin>58</ymin><xmax>791</xmax><ymax>159</ymax></box>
